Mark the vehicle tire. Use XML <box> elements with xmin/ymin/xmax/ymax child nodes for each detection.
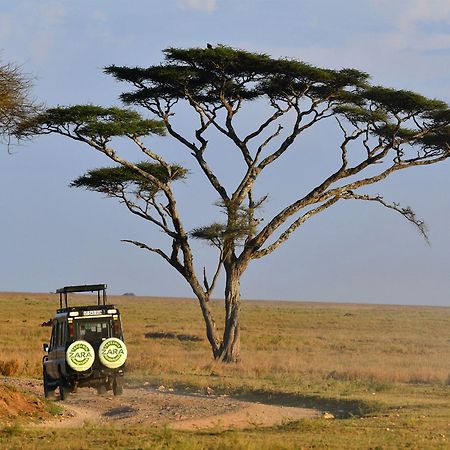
<box><xmin>58</xmin><ymin>371</ymin><xmax>69</xmax><ymax>401</ymax></box>
<box><xmin>97</xmin><ymin>384</ymin><xmax>107</xmax><ymax>395</ymax></box>
<box><xmin>43</xmin><ymin>368</ymin><xmax>55</xmax><ymax>399</ymax></box>
<box><xmin>112</xmin><ymin>377</ymin><xmax>123</xmax><ymax>396</ymax></box>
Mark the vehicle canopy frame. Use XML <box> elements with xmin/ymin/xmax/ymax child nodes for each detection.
<box><xmin>56</xmin><ymin>284</ymin><xmax>108</xmax><ymax>309</ymax></box>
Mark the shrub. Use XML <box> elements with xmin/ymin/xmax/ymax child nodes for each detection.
<box><xmin>0</xmin><ymin>358</ymin><xmax>20</xmax><ymax>376</ymax></box>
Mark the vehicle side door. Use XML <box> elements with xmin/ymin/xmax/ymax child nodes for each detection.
<box><xmin>55</xmin><ymin>318</ymin><xmax>67</xmax><ymax>376</ymax></box>
<box><xmin>45</xmin><ymin>320</ymin><xmax>58</xmax><ymax>379</ymax></box>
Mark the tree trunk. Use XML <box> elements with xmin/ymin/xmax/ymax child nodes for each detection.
<box><xmin>198</xmin><ymin>293</ymin><xmax>222</xmax><ymax>357</ymax></box>
<box><xmin>216</xmin><ymin>263</ymin><xmax>241</xmax><ymax>362</ymax></box>
<box><xmin>186</xmin><ymin>276</ymin><xmax>221</xmax><ymax>357</ymax></box>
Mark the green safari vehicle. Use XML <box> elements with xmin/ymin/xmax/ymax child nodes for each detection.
<box><xmin>42</xmin><ymin>284</ymin><xmax>127</xmax><ymax>400</ymax></box>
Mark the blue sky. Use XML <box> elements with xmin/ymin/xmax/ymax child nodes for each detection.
<box><xmin>1</xmin><ymin>0</ymin><xmax>450</xmax><ymax>305</ymax></box>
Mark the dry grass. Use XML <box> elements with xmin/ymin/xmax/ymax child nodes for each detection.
<box><xmin>1</xmin><ymin>291</ymin><xmax>450</xmax><ymax>392</ymax></box>
<box><xmin>0</xmin><ymin>359</ymin><xmax>20</xmax><ymax>377</ymax></box>
<box><xmin>2</xmin><ymin>292</ymin><xmax>450</xmax><ymax>449</ymax></box>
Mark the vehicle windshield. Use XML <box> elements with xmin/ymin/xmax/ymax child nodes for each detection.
<box><xmin>75</xmin><ymin>318</ymin><xmax>112</xmax><ymax>341</ymax></box>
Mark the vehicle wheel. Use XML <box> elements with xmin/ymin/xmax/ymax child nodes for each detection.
<box><xmin>97</xmin><ymin>384</ymin><xmax>107</xmax><ymax>395</ymax></box>
<box><xmin>43</xmin><ymin>368</ymin><xmax>55</xmax><ymax>399</ymax></box>
<box><xmin>113</xmin><ymin>377</ymin><xmax>123</xmax><ymax>396</ymax></box>
<box><xmin>58</xmin><ymin>371</ymin><xmax>69</xmax><ymax>401</ymax></box>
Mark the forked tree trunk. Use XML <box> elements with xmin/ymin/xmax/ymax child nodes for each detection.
<box><xmin>216</xmin><ymin>263</ymin><xmax>242</xmax><ymax>362</ymax></box>
<box><xmin>188</xmin><ymin>278</ymin><xmax>221</xmax><ymax>358</ymax></box>
<box><xmin>187</xmin><ymin>245</ymin><xmax>245</xmax><ymax>362</ymax></box>
<box><xmin>198</xmin><ymin>295</ymin><xmax>223</xmax><ymax>358</ymax></box>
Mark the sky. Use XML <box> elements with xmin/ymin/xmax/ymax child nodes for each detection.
<box><xmin>0</xmin><ymin>0</ymin><xmax>450</xmax><ymax>305</ymax></box>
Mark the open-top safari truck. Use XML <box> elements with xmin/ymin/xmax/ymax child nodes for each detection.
<box><xmin>42</xmin><ymin>284</ymin><xmax>127</xmax><ymax>400</ymax></box>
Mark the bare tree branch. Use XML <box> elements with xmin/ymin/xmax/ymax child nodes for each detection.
<box><xmin>255</xmin><ymin>124</ymin><xmax>283</xmax><ymax>162</ymax></box>
<box><xmin>117</xmin><ymin>190</ymin><xmax>177</xmax><ymax>238</ymax></box>
<box><xmin>121</xmin><ymin>239</ymin><xmax>173</xmax><ymax>265</ymax></box>
<box><xmin>162</xmin><ymin>117</ymin><xmax>230</xmax><ymax>202</ymax></box>
<box><xmin>340</xmin><ymin>192</ymin><xmax>429</xmax><ymax>243</ymax></box>
<box><xmin>130</xmin><ymin>136</ymin><xmax>172</xmax><ymax>172</ymax></box>
<box><xmin>243</xmin><ymin>106</ymin><xmax>287</xmax><ymax>144</ymax></box>
<box><xmin>257</xmin><ymin>103</ymin><xmax>332</xmax><ymax>171</ymax></box>
<box><xmin>254</xmin><ymin>196</ymin><xmax>340</xmax><ymax>258</ymax></box>
<box><xmin>203</xmin><ymin>247</ymin><xmax>224</xmax><ymax>296</ymax></box>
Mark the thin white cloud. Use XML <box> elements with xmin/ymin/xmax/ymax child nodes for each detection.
<box><xmin>263</xmin><ymin>31</ymin><xmax>450</xmax><ymax>100</ymax></box>
<box><xmin>399</xmin><ymin>0</ymin><xmax>450</xmax><ymax>26</ymax></box>
<box><xmin>374</xmin><ymin>0</ymin><xmax>450</xmax><ymax>24</ymax></box>
<box><xmin>29</xmin><ymin>3</ymin><xmax>67</xmax><ymax>65</ymax></box>
<box><xmin>179</xmin><ymin>0</ymin><xmax>217</xmax><ymax>13</ymax></box>
<box><xmin>92</xmin><ymin>10</ymin><xmax>108</xmax><ymax>24</ymax></box>
<box><xmin>0</xmin><ymin>14</ymin><xmax>12</xmax><ymax>43</ymax></box>
<box><xmin>374</xmin><ymin>0</ymin><xmax>450</xmax><ymax>51</ymax></box>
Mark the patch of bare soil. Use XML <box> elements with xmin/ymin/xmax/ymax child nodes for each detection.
<box><xmin>0</xmin><ymin>378</ymin><xmax>319</xmax><ymax>430</ymax></box>
<box><xmin>0</xmin><ymin>383</ymin><xmax>50</xmax><ymax>422</ymax></box>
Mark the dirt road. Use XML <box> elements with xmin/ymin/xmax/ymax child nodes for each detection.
<box><xmin>2</xmin><ymin>378</ymin><xmax>319</xmax><ymax>430</ymax></box>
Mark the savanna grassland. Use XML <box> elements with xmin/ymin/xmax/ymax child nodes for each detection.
<box><xmin>1</xmin><ymin>291</ymin><xmax>450</xmax><ymax>449</ymax></box>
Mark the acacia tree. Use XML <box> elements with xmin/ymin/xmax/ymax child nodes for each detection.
<box><xmin>24</xmin><ymin>46</ymin><xmax>450</xmax><ymax>362</ymax></box>
<box><xmin>0</xmin><ymin>61</ymin><xmax>39</xmax><ymax>143</ymax></box>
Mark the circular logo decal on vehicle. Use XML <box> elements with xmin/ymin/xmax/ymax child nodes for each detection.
<box><xmin>99</xmin><ymin>338</ymin><xmax>127</xmax><ymax>369</ymax></box>
<box><xmin>66</xmin><ymin>340</ymin><xmax>95</xmax><ymax>372</ymax></box>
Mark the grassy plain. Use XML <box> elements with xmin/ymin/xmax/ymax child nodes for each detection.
<box><xmin>1</xmin><ymin>291</ymin><xmax>450</xmax><ymax>448</ymax></box>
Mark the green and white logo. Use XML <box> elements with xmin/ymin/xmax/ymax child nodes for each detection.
<box><xmin>66</xmin><ymin>340</ymin><xmax>95</xmax><ymax>371</ymax></box>
<box><xmin>99</xmin><ymin>338</ymin><xmax>127</xmax><ymax>369</ymax></box>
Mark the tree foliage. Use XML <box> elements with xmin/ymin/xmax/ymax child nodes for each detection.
<box><xmin>0</xmin><ymin>61</ymin><xmax>40</xmax><ymax>144</ymax></box>
<box><xmin>71</xmin><ymin>161</ymin><xmax>186</xmax><ymax>196</ymax></box>
<box><xmin>24</xmin><ymin>45</ymin><xmax>450</xmax><ymax>362</ymax></box>
<box><xmin>21</xmin><ymin>105</ymin><xmax>165</xmax><ymax>142</ymax></box>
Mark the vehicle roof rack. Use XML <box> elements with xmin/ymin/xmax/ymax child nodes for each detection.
<box><xmin>56</xmin><ymin>284</ymin><xmax>108</xmax><ymax>308</ymax></box>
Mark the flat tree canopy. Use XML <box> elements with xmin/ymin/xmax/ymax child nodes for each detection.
<box><xmin>23</xmin><ymin>45</ymin><xmax>450</xmax><ymax>362</ymax></box>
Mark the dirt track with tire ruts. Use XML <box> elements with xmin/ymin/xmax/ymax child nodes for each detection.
<box><xmin>1</xmin><ymin>378</ymin><xmax>319</xmax><ymax>430</ymax></box>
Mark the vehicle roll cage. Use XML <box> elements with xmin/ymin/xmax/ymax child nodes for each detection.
<box><xmin>56</xmin><ymin>284</ymin><xmax>107</xmax><ymax>309</ymax></box>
